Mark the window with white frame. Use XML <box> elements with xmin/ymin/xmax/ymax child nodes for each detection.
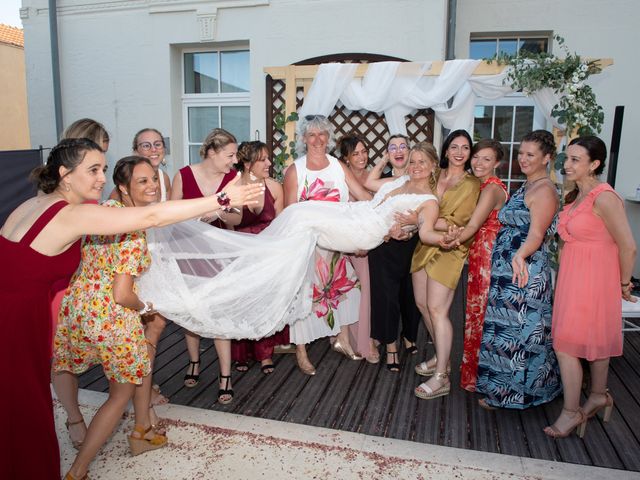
<box><xmin>182</xmin><ymin>49</ymin><xmax>250</xmax><ymax>164</ymax></box>
<box><xmin>470</xmin><ymin>33</ymin><xmax>551</xmax><ymax>193</ymax></box>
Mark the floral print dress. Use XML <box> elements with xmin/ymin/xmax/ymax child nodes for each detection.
<box><xmin>53</xmin><ymin>200</ymin><xmax>151</xmax><ymax>384</ymax></box>
<box><xmin>460</xmin><ymin>177</ymin><xmax>507</xmax><ymax>391</ymax></box>
<box><xmin>288</xmin><ymin>155</ymin><xmax>361</xmax><ymax>344</ymax></box>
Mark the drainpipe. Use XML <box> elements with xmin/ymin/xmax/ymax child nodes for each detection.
<box><xmin>445</xmin><ymin>0</ymin><xmax>457</xmax><ymax>60</ymax></box>
<box><xmin>48</xmin><ymin>0</ymin><xmax>63</xmax><ymax>139</ymax></box>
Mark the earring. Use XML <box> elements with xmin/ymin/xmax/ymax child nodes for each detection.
<box><xmin>64</xmin><ymin>183</ymin><xmax>70</xmax><ymax>192</ymax></box>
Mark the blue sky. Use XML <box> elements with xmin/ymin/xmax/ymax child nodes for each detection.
<box><xmin>0</xmin><ymin>0</ymin><xmax>22</xmax><ymax>28</ymax></box>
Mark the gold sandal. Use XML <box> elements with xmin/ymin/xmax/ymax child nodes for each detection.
<box><xmin>128</xmin><ymin>424</ymin><xmax>168</xmax><ymax>456</ymax></box>
<box><xmin>415</xmin><ymin>372</ymin><xmax>450</xmax><ymax>400</ymax></box>
<box><xmin>543</xmin><ymin>408</ymin><xmax>587</xmax><ymax>439</ymax></box>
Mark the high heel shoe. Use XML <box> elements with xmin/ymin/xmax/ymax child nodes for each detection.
<box><xmin>386</xmin><ymin>350</ymin><xmax>400</xmax><ymax>372</ymax></box>
<box><xmin>543</xmin><ymin>408</ymin><xmax>587</xmax><ymax>439</ymax></box>
<box><xmin>332</xmin><ymin>340</ymin><xmax>363</xmax><ymax>360</ymax></box>
<box><xmin>403</xmin><ymin>337</ymin><xmax>418</xmax><ymax>355</ymax></box>
<box><xmin>415</xmin><ymin>372</ymin><xmax>450</xmax><ymax>399</ymax></box>
<box><xmin>218</xmin><ymin>374</ymin><xmax>234</xmax><ymax>404</ymax></box>
<box><xmin>65</xmin><ymin>417</ymin><xmax>86</xmax><ymax>450</ymax></box>
<box><xmin>583</xmin><ymin>390</ymin><xmax>614</xmax><ymax>422</ymax></box>
<box><xmin>183</xmin><ymin>359</ymin><xmax>200</xmax><ymax>388</ymax></box>
<box><xmin>296</xmin><ymin>349</ymin><xmax>316</xmax><ymax>376</ymax></box>
<box><xmin>128</xmin><ymin>424</ymin><xmax>168</xmax><ymax>456</ymax></box>
<box><xmin>64</xmin><ymin>472</ymin><xmax>89</xmax><ymax>480</ymax></box>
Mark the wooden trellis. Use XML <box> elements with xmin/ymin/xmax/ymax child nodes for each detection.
<box><xmin>264</xmin><ymin>56</ymin><xmax>613</xmax><ymax>166</ymax></box>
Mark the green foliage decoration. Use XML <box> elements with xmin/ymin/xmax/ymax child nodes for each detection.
<box><xmin>490</xmin><ymin>35</ymin><xmax>604</xmax><ymax>138</ymax></box>
<box><xmin>272</xmin><ymin>111</ymin><xmax>299</xmax><ymax>181</ymax></box>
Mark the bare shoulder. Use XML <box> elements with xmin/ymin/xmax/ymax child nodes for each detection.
<box><xmin>1</xmin><ymin>196</ymin><xmax>54</xmax><ymax>239</ymax></box>
<box><xmin>266</xmin><ymin>177</ymin><xmax>283</xmax><ymax>195</ymax></box>
<box><xmin>594</xmin><ymin>189</ymin><xmax>623</xmax><ymax>212</ymax></box>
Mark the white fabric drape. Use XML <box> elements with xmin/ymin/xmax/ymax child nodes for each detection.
<box><xmin>297</xmin><ymin>60</ymin><xmax>566</xmax><ymax>135</ymax></box>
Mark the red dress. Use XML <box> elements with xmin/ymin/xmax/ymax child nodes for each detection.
<box><xmin>231</xmin><ymin>186</ymin><xmax>290</xmax><ymax>363</ymax></box>
<box><xmin>460</xmin><ymin>177</ymin><xmax>507</xmax><ymax>392</ymax></box>
<box><xmin>552</xmin><ymin>183</ymin><xmax>623</xmax><ymax>360</ymax></box>
<box><xmin>0</xmin><ymin>201</ymin><xmax>81</xmax><ymax>479</ymax></box>
<box><xmin>179</xmin><ymin>166</ymin><xmax>236</xmax><ymax>229</ymax></box>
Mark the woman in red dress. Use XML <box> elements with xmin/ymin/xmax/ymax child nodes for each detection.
<box><xmin>171</xmin><ymin>128</ymin><xmax>241</xmax><ymax>403</ymax></box>
<box><xmin>440</xmin><ymin>139</ymin><xmax>508</xmax><ymax>392</ymax></box>
<box><xmin>0</xmin><ymin>138</ymin><xmax>262</xmax><ymax>480</ymax></box>
<box><xmin>231</xmin><ymin>141</ymin><xmax>287</xmax><ymax>374</ymax></box>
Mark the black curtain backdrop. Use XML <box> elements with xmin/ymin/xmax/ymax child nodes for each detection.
<box><xmin>0</xmin><ymin>149</ymin><xmax>42</xmax><ymax>226</ymax></box>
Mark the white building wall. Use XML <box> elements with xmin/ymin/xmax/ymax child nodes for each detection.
<box><xmin>21</xmin><ymin>0</ymin><xmax>447</xmax><ymax>187</ymax></box>
<box><xmin>456</xmin><ymin>0</ymin><xmax>640</xmax><ymax>275</ymax></box>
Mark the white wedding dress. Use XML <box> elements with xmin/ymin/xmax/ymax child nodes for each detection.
<box><xmin>138</xmin><ymin>175</ymin><xmax>437</xmax><ymax>340</ymax></box>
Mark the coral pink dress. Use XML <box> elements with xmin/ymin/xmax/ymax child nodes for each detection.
<box><xmin>460</xmin><ymin>177</ymin><xmax>507</xmax><ymax>391</ymax></box>
<box><xmin>552</xmin><ymin>183</ymin><xmax>623</xmax><ymax>360</ymax></box>
<box><xmin>231</xmin><ymin>185</ymin><xmax>289</xmax><ymax>363</ymax></box>
<box><xmin>0</xmin><ymin>201</ymin><xmax>81</xmax><ymax>479</ymax></box>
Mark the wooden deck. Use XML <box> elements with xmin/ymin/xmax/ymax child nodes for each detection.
<box><xmin>79</xmin><ymin>280</ymin><xmax>640</xmax><ymax>473</ymax></box>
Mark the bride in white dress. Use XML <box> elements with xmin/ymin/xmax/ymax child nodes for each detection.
<box><xmin>138</xmin><ymin>144</ymin><xmax>441</xmax><ymax>341</ymax></box>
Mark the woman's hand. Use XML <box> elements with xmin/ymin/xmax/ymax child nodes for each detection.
<box><xmin>512</xmin><ymin>253</ymin><xmax>529</xmax><ymax>288</ymax></box>
<box><xmin>221</xmin><ymin>173</ymin><xmax>264</xmax><ymax>208</ymax></box>
<box><xmin>394</xmin><ymin>209</ymin><xmax>419</xmax><ymax>229</ymax></box>
<box><xmin>388</xmin><ymin>223</ymin><xmax>414</xmax><ymax>241</ymax></box>
<box><xmin>353</xmin><ymin>249</ymin><xmax>368</xmax><ymax>258</ymax></box>
<box><xmin>439</xmin><ymin>224</ymin><xmax>462</xmax><ymax>249</ymax></box>
<box><xmin>622</xmin><ymin>284</ymin><xmax>636</xmax><ymax>302</ymax></box>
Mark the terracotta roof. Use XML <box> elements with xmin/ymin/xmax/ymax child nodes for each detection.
<box><xmin>0</xmin><ymin>24</ymin><xmax>24</xmax><ymax>48</ymax></box>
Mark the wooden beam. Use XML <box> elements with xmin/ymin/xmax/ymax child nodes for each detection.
<box><xmin>264</xmin><ymin>58</ymin><xmax>614</xmax><ymax>80</ymax></box>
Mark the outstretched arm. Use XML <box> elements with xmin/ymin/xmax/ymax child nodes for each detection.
<box><xmin>364</xmin><ymin>154</ymin><xmax>392</xmax><ymax>192</ymax></box>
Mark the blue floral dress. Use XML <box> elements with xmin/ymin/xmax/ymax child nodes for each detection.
<box><xmin>475</xmin><ymin>184</ymin><xmax>561</xmax><ymax>409</ymax></box>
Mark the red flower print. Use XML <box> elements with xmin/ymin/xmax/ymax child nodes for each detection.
<box><xmin>300</xmin><ymin>178</ymin><xmax>341</xmax><ymax>202</ymax></box>
<box><xmin>312</xmin><ymin>252</ymin><xmax>358</xmax><ymax>329</ymax></box>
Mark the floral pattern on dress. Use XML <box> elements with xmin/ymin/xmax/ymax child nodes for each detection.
<box><xmin>300</xmin><ymin>177</ymin><xmax>341</xmax><ymax>202</ymax></box>
<box><xmin>460</xmin><ymin>177</ymin><xmax>507</xmax><ymax>392</ymax></box>
<box><xmin>312</xmin><ymin>252</ymin><xmax>359</xmax><ymax>329</ymax></box>
<box><xmin>52</xmin><ymin>200</ymin><xmax>151</xmax><ymax>385</ymax></box>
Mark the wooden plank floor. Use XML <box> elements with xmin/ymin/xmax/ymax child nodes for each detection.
<box><xmin>79</xmin><ymin>279</ymin><xmax>640</xmax><ymax>472</ymax></box>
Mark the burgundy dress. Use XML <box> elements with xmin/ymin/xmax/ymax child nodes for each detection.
<box><xmin>0</xmin><ymin>201</ymin><xmax>81</xmax><ymax>479</ymax></box>
<box><xmin>179</xmin><ymin>166</ymin><xmax>236</xmax><ymax>229</ymax></box>
<box><xmin>231</xmin><ymin>186</ymin><xmax>290</xmax><ymax>363</ymax></box>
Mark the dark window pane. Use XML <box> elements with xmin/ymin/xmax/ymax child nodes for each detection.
<box><xmin>221</xmin><ymin>51</ymin><xmax>250</xmax><ymax>93</ymax></box>
<box><xmin>496</xmin><ymin>144</ymin><xmax>511</xmax><ymax>177</ymax></box>
<box><xmin>509</xmin><ymin>181</ymin><xmax>525</xmax><ymax>195</ymax></box>
<box><xmin>494</xmin><ymin>106</ymin><xmax>514</xmax><ymax>141</ymax></box>
<box><xmin>510</xmin><ymin>143</ymin><xmax>526</xmax><ymax>180</ymax></box>
<box><xmin>498</xmin><ymin>39</ymin><xmax>518</xmax><ymax>56</ymax></box>
<box><xmin>470</xmin><ymin>40</ymin><xmax>497</xmax><ymax>59</ymax></box>
<box><xmin>514</xmin><ymin>106</ymin><xmax>534</xmax><ymax>140</ymax></box>
<box><xmin>519</xmin><ymin>38</ymin><xmax>549</xmax><ymax>55</ymax></box>
<box><xmin>184</xmin><ymin>52</ymin><xmax>219</xmax><ymax>94</ymax></box>
<box><xmin>473</xmin><ymin>106</ymin><xmax>493</xmax><ymax>141</ymax></box>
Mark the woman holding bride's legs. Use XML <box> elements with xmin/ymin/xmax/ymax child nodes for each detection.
<box><xmin>282</xmin><ymin>116</ymin><xmax>371</xmax><ymax>375</ymax></box>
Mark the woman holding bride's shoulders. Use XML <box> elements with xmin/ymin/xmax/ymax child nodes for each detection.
<box><xmin>282</xmin><ymin>115</ymin><xmax>371</xmax><ymax>375</ymax></box>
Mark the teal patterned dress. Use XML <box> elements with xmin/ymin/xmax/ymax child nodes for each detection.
<box><xmin>475</xmin><ymin>184</ymin><xmax>561</xmax><ymax>409</ymax></box>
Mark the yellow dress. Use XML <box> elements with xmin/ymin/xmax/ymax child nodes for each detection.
<box><xmin>411</xmin><ymin>172</ymin><xmax>480</xmax><ymax>289</ymax></box>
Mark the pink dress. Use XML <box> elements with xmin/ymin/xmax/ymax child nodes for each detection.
<box><xmin>552</xmin><ymin>183</ymin><xmax>623</xmax><ymax>360</ymax></box>
<box><xmin>460</xmin><ymin>177</ymin><xmax>507</xmax><ymax>391</ymax></box>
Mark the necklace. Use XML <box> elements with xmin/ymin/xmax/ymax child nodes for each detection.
<box><xmin>524</xmin><ymin>175</ymin><xmax>548</xmax><ymax>190</ymax></box>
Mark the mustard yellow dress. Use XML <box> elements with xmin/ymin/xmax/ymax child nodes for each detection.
<box><xmin>411</xmin><ymin>172</ymin><xmax>480</xmax><ymax>289</ymax></box>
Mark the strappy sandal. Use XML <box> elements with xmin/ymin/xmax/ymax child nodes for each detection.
<box><xmin>415</xmin><ymin>357</ymin><xmax>451</xmax><ymax>377</ymax></box>
<box><xmin>150</xmin><ymin>384</ymin><xmax>169</xmax><ymax>406</ymax></box>
<box><xmin>261</xmin><ymin>361</ymin><xmax>275</xmax><ymax>375</ymax></box>
<box><xmin>65</xmin><ymin>417</ymin><xmax>86</xmax><ymax>450</ymax></box>
<box><xmin>403</xmin><ymin>338</ymin><xmax>418</xmax><ymax>355</ymax></box>
<box><xmin>415</xmin><ymin>372</ymin><xmax>450</xmax><ymax>400</ymax></box>
<box><xmin>543</xmin><ymin>408</ymin><xmax>587</xmax><ymax>439</ymax></box>
<box><xmin>235</xmin><ymin>362</ymin><xmax>249</xmax><ymax>372</ymax></box>
<box><xmin>218</xmin><ymin>375</ymin><xmax>234</xmax><ymax>405</ymax></box>
<box><xmin>128</xmin><ymin>424</ymin><xmax>168</xmax><ymax>456</ymax></box>
<box><xmin>386</xmin><ymin>350</ymin><xmax>400</xmax><ymax>372</ymax></box>
<box><xmin>183</xmin><ymin>359</ymin><xmax>200</xmax><ymax>388</ymax></box>
<box><xmin>64</xmin><ymin>472</ymin><xmax>89</xmax><ymax>480</ymax></box>
<box><xmin>583</xmin><ymin>390</ymin><xmax>614</xmax><ymax>422</ymax></box>
<box><xmin>148</xmin><ymin>406</ymin><xmax>166</xmax><ymax>436</ymax></box>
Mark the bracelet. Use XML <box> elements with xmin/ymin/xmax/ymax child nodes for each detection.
<box><xmin>621</xmin><ymin>281</ymin><xmax>631</xmax><ymax>287</ymax></box>
<box><xmin>216</xmin><ymin>191</ymin><xmax>232</xmax><ymax>212</ymax></box>
<box><xmin>139</xmin><ymin>301</ymin><xmax>152</xmax><ymax>315</ymax></box>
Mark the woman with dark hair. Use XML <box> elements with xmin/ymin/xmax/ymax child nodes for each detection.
<box><xmin>231</xmin><ymin>141</ymin><xmax>286</xmax><ymax>374</ymax></box>
<box><xmin>544</xmin><ymin>136</ymin><xmax>636</xmax><ymax>438</ymax></box>
<box><xmin>440</xmin><ymin>139</ymin><xmax>509</xmax><ymax>391</ymax></box>
<box><xmin>0</xmin><ymin>139</ymin><xmax>261</xmax><ymax>479</ymax></box>
<box><xmin>171</xmin><ymin>128</ymin><xmax>242</xmax><ymax>403</ymax></box>
<box><xmin>337</xmin><ymin>134</ymin><xmax>378</xmax><ymax>362</ymax></box>
<box><xmin>476</xmin><ymin>130</ymin><xmax>562</xmax><ymax>410</ymax></box>
<box><xmin>365</xmin><ymin>134</ymin><xmax>423</xmax><ymax>366</ymax></box>
<box><xmin>54</xmin><ymin>157</ymin><xmax>170</xmax><ymax>476</ymax></box>
<box><xmin>411</xmin><ymin>130</ymin><xmax>480</xmax><ymax>398</ymax></box>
